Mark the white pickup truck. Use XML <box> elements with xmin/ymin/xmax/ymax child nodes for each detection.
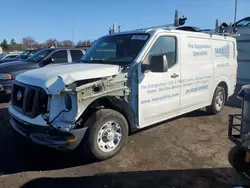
<box><xmin>9</xmin><ymin>27</ymin><xmax>237</xmax><ymax>160</ymax></box>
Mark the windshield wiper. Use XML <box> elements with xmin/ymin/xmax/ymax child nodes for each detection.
<box><xmin>82</xmin><ymin>59</ymin><xmax>132</xmax><ymax>66</ymax></box>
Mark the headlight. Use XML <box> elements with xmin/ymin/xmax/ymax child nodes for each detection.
<box><xmin>0</xmin><ymin>74</ymin><xmax>12</xmax><ymax>80</ymax></box>
<box><xmin>64</xmin><ymin>94</ymin><xmax>72</xmax><ymax>111</ymax></box>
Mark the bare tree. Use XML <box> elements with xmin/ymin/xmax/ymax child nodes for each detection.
<box><xmin>22</xmin><ymin>37</ymin><xmax>37</xmax><ymax>50</ymax></box>
<box><xmin>45</xmin><ymin>38</ymin><xmax>59</xmax><ymax>48</ymax></box>
<box><xmin>77</xmin><ymin>40</ymin><xmax>91</xmax><ymax>47</ymax></box>
<box><xmin>4</xmin><ymin>37</ymin><xmax>95</xmax><ymax>51</ymax></box>
<box><xmin>9</xmin><ymin>38</ymin><xmax>20</xmax><ymax>51</ymax></box>
<box><xmin>86</xmin><ymin>40</ymin><xmax>92</xmax><ymax>46</ymax></box>
<box><xmin>59</xmin><ymin>40</ymin><xmax>74</xmax><ymax>47</ymax></box>
<box><xmin>33</xmin><ymin>42</ymin><xmax>45</xmax><ymax>49</ymax></box>
<box><xmin>77</xmin><ymin>40</ymin><xmax>84</xmax><ymax>46</ymax></box>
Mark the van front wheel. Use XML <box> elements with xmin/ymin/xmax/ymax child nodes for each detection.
<box><xmin>84</xmin><ymin>109</ymin><xmax>128</xmax><ymax>161</ymax></box>
<box><xmin>206</xmin><ymin>86</ymin><xmax>226</xmax><ymax>114</ymax></box>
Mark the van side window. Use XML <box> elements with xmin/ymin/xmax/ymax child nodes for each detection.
<box><xmin>148</xmin><ymin>36</ymin><xmax>176</xmax><ymax>68</ymax></box>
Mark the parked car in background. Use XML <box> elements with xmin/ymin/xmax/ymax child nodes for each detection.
<box><xmin>221</xmin><ymin>16</ymin><xmax>250</xmax><ymax>35</ymax></box>
<box><xmin>0</xmin><ymin>53</ymin><xmax>20</xmax><ymax>60</ymax></box>
<box><xmin>231</xmin><ymin>16</ymin><xmax>250</xmax><ymax>34</ymax></box>
<box><xmin>220</xmin><ymin>16</ymin><xmax>250</xmax><ymax>84</ymax></box>
<box><xmin>0</xmin><ymin>47</ymin><xmax>85</xmax><ymax>95</ymax></box>
<box><xmin>0</xmin><ymin>50</ymin><xmax>39</xmax><ymax>63</ymax></box>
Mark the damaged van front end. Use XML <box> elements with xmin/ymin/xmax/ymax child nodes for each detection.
<box><xmin>9</xmin><ymin>32</ymin><xmax>151</xmax><ymax>159</ymax></box>
<box><xmin>8</xmin><ymin>63</ymin><xmax>129</xmax><ymax>151</ymax></box>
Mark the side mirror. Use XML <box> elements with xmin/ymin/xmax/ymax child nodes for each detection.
<box><xmin>150</xmin><ymin>54</ymin><xmax>168</xmax><ymax>73</ymax></box>
<box><xmin>43</xmin><ymin>57</ymin><xmax>54</xmax><ymax>65</ymax></box>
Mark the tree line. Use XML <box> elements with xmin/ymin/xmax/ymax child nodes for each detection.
<box><xmin>0</xmin><ymin>37</ymin><xmax>94</xmax><ymax>52</ymax></box>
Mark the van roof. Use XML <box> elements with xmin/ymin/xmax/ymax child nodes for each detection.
<box><xmin>104</xmin><ymin>28</ymin><xmax>236</xmax><ymax>41</ymax></box>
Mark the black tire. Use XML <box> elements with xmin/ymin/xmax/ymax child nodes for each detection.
<box><xmin>83</xmin><ymin>109</ymin><xmax>128</xmax><ymax>161</ymax></box>
<box><xmin>206</xmin><ymin>86</ymin><xmax>226</xmax><ymax>114</ymax></box>
<box><xmin>228</xmin><ymin>145</ymin><xmax>249</xmax><ymax>173</ymax></box>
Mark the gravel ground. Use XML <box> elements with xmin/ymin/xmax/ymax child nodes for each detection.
<box><xmin>0</xmin><ymin>87</ymin><xmax>250</xmax><ymax>188</ymax></box>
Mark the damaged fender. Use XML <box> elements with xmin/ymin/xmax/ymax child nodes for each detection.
<box><xmin>74</xmin><ymin>73</ymin><xmax>131</xmax><ymax>121</ymax></box>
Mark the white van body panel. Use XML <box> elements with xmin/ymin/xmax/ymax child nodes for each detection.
<box><xmin>137</xmin><ymin>30</ymin><xmax>237</xmax><ymax>129</ymax></box>
<box><xmin>179</xmin><ymin>35</ymin><xmax>213</xmax><ymax>113</ymax></box>
<box><xmin>212</xmin><ymin>37</ymin><xmax>237</xmax><ymax>96</ymax></box>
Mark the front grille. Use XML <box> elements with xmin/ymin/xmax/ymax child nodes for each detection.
<box><xmin>11</xmin><ymin>81</ymin><xmax>48</xmax><ymax>118</ymax></box>
<box><xmin>25</xmin><ymin>88</ymin><xmax>36</xmax><ymax>112</ymax></box>
<box><xmin>12</xmin><ymin>84</ymin><xmax>26</xmax><ymax>108</ymax></box>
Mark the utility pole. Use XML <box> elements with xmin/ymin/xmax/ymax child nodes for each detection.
<box><xmin>72</xmin><ymin>26</ymin><xmax>75</xmax><ymax>47</ymax></box>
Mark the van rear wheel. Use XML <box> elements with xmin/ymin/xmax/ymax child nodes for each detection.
<box><xmin>84</xmin><ymin>109</ymin><xmax>128</xmax><ymax>161</ymax></box>
<box><xmin>206</xmin><ymin>86</ymin><xmax>225</xmax><ymax>114</ymax></box>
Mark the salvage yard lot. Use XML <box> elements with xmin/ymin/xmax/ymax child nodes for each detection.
<box><xmin>0</xmin><ymin>87</ymin><xmax>250</xmax><ymax>188</ymax></box>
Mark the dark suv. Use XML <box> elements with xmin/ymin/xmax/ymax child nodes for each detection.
<box><xmin>0</xmin><ymin>47</ymin><xmax>85</xmax><ymax>95</ymax></box>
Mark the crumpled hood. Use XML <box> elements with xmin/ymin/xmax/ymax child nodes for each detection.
<box><xmin>16</xmin><ymin>63</ymin><xmax>120</xmax><ymax>94</ymax></box>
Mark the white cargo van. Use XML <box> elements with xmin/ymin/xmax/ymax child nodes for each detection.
<box><xmin>8</xmin><ymin>27</ymin><xmax>237</xmax><ymax>160</ymax></box>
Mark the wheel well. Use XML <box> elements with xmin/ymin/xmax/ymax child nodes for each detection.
<box><xmin>218</xmin><ymin>81</ymin><xmax>228</xmax><ymax>100</ymax></box>
<box><xmin>77</xmin><ymin>97</ymin><xmax>136</xmax><ymax>134</ymax></box>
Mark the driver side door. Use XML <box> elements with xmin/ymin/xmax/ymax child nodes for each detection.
<box><xmin>138</xmin><ymin>34</ymin><xmax>181</xmax><ymax>128</ymax></box>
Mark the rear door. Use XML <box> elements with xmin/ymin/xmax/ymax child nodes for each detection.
<box><xmin>180</xmin><ymin>35</ymin><xmax>213</xmax><ymax>112</ymax></box>
<box><xmin>213</xmin><ymin>39</ymin><xmax>237</xmax><ymax>96</ymax></box>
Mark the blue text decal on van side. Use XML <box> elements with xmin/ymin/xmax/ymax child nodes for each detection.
<box><xmin>215</xmin><ymin>44</ymin><xmax>230</xmax><ymax>58</ymax></box>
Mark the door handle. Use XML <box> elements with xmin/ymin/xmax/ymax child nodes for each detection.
<box><xmin>171</xmin><ymin>73</ymin><xmax>179</xmax><ymax>78</ymax></box>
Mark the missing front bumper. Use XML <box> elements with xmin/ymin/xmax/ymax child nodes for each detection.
<box><xmin>10</xmin><ymin>114</ymin><xmax>87</xmax><ymax>151</ymax></box>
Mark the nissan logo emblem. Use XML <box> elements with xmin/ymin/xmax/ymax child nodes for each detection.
<box><xmin>17</xmin><ymin>91</ymin><xmax>22</xmax><ymax>101</ymax></box>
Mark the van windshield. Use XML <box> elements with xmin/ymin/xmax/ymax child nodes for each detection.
<box><xmin>81</xmin><ymin>34</ymin><xmax>149</xmax><ymax>65</ymax></box>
